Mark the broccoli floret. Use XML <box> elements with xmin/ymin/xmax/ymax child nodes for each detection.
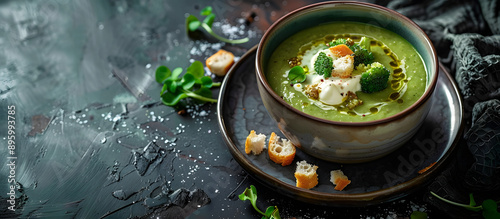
<box><xmin>351</xmin><ymin>44</ymin><xmax>374</xmax><ymax>67</ymax></box>
<box><xmin>314</xmin><ymin>52</ymin><xmax>333</xmax><ymax>78</ymax></box>
<box><xmin>360</xmin><ymin>62</ymin><xmax>390</xmax><ymax>93</ymax></box>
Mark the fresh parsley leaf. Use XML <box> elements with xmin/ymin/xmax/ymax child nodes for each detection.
<box><xmin>470</xmin><ymin>193</ymin><xmax>477</xmax><ymax>207</ymax></box>
<box><xmin>288</xmin><ymin>66</ymin><xmax>306</xmax><ymax>84</ymax></box>
<box><xmin>155</xmin><ymin>66</ymin><xmax>171</xmax><ymax>83</ymax></box>
<box><xmin>200</xmin><ymin>76</ymin><xmax>214</xmax><ymax>88</ymax></box>
<box><xmin>186</xmin><ymin>15</ymin><xmax>201</xmax><ymax>32</ymax></box>
<box><xmin>203</xmin><ymin>13</ymin><xmax>215</xmax><ymax>27</ymax></box>
<box><xmin>181</xmin><ymin>73</ymin><xmax>196</xmax><ymax>90</ymax></box>
<box><xmin>161</xmin><ymin>90</ymin><xmax>187</xmax><ymax>106</ymax></box>
<box><xmin>200</xmin><ymin>6</ymin><xmax>212</xmax><ymax>16</ymax></box>
<box><xmin>186</xmin><ymin>6</ymin><xmax>249</xmax><ymax>44</ymax></box>
<box><xmin>186</xmin><ymin>60</ymin><xmax>205</xmax><ymax>78</ymax></box>
<box><xmin>239</xmin><ymin>185</ymin><xmax>282</xmax><ymax>219</ymax></box>
<box><xmin>193</xmin><ymin>87</ymin><xmax>213</xmax><ymax>99</ymax></box>
<box><xmin>162</xmin><ymin>79</ymin><xmax>177</xmax><ymax>94</ymax></box>
<box><xmin>430</xmin><ymin>192</ymin><xmax>500</xmax><ymax>219</ymax></box>
<box><xmin>239</xmin><ymin>185</ymin><xmax>264</xmax><ymax>215</ymax></box>
<box><xmin>482</xmin><ymin>200</ymin><xmax>500</xmax><ymax>219</ymax></box>
<box><xmin>155</xmin><ymin>61</ymin><xmax>220</xmax><ymax>108</ymax></box>
<box><xmin>264</xmin><ymin>206</ymin><xmax>281</xmax><ymax>219</ymax></box>
<box><xmin>171</xmin><ymin>67</ymin><xmax>183</xmax><ymax>79</ymax></box>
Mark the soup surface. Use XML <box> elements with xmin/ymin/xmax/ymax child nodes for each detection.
<box><xmin>266</xmin><ymin>22</ymin><xmax>427</xmax><ymax>122</ymax></box>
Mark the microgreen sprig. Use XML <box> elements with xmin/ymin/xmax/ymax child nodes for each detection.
<box><xmin>239</xmin><ymin>185</ymin><xmax>281</xmax><ymax>219</ymax></box>
<box><xmin>431</xmin><ymin>192</ymin><xmax>500</xmax><ymax>219</ymax></box>
<box><xmin>186</xmin><ymin>6</ymin><xmax>249</xmax><ymax>44</ymax></box>
<box><xmin>155</xmin><ymin>61</ymin><xmax>220</xmax><ymax>107</ymax></box>
<box><xmin>288</xmin><ymin>66</ymin><xmax>307</xmax><ymax>84</ymax></box>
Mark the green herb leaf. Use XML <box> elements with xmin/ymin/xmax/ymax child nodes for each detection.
<box><xmin>186</xmin><ymin>15</ymin><xmax>201</xmax><ymax>32</ymax></box>
<box><xmin>203</xmin><ymin>13</ymin><xmax>215</xmax><ymax>27</ymax></box>
<box><xmin>431</xmin><ymin>192</ymin><xmax>481</xmax><ymax>211</ymax></box>
<box><xmin>155</xmin><ymin>66</ymin><xmax>171</xmax><ymax>83</ymax></box>
<box><xmin>482</xmin><ymin>199</ymin><xmax>500</xmax><ymax>219</ymax></box>
<box><xmin>200</xmin><ymin>23</ymin><xmax>249</xmax><ymax>44</ymax></box>
<box><xmin>200</xmin><ymin>6</ymin><xmax>212</xmax><ymax>16</ymax></box>
<box><xmin>410</xmin><ymin>211</ymin><xmax>428</xmax><ymax>219</ymax></box>
<box><xmin>155</xmin><ymin>58</ymin><xmax>220</xmax><ymax>108</ymax></box>
<box><xmin>171</xmin><ymin>67</ymin><xmax>183</xmax><ymax>80</ymax></box>
<box><xmin>264</xmin><ymin>206</ymin><xmax>281</xmax><ymax>219</ymax></box>
<box><xmin>161</xmin><ymin>83</ymin><xmax>168</xmax><ymax>95</ymax></box>
<box><xmin>239</xmin><ymin>185</ymin><xmax>282</xmax><ymax>219</ymax></box>
<box><xmin>164</xmin><ymin>79</ymin><xmax>178</xmax><ymax>93</ymax></box>
<box><xmin>186</xmin><ymin>60</ymin><xmax>205</xmax><ymax>78</ymax></box>
<box><xmin>288</xmin><ymin>66</ymin><xmax>306</xmax><ymax>84</ymax></box>
<box><xmin>239</xmin><ymin>185</ymin><xmax>264</xmax><ymax>215</ymax></box>
<box><xmin>161</xmin><ymin>91</ymin><xmax>187</xmax><ymax>106</ymax></box>
<box><xmin>470</xmin><ymin>193</ymin><xmax>477</xmax><ymax>207</ymax></box>
<box><xmin>186</xmin><ymin>6</ymin><xmax>249</xmax><ymax>44</ymax></box>
<box><xmin>189</xmin><ymin>21</ymin><xmax>201</xmax><ymax>32</ymax></box>
<box><xmin>181</xmin><ymin>73</ymin><xmax>196</xmax><ymax>90</ymax></box>
<box><xmin>194</xmin><ymin>87</ymin><xmax>213</xmax><ymax>99</ymax></box>
<box><xmin>431</xmin><ymin>191</ymin><xmax>500</xmax><ymax>219</ymax></box>
<box><xmin>200</xmin><ymin>76</ymin><xmax>213</xmax><ymax>88</ymax></box>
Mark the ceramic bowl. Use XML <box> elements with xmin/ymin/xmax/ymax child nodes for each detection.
<box><xmin>255</xmin><ymin>1</ymin><xmax>438</xmax><ymax>163</ymax></box>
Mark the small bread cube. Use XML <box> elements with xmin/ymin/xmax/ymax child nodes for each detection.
<box><xmin>331</xmin><ymin>55</ymin><xmax>354</xmax><ymax>78</ymax></box>
<box><xmin>268</xmin><ymin>132</ymin><xmax>296</xmax><ymax>166</ymax></box>
<box><xmin>206</xmin><ymin>49</ymin><xmax>235</xmax><ymax>76</ymax></box>
<box><xmin>330</xmin><ymin>170</ymin><xmax>351</xmax><ymax>191</ymax></box>
<box><xmin>294</xmin><ymin>160</ymin><xmax>318</xmax><ymax>189</ymax></box>
<box><xmin>245</xmin><ymin>130</ymin><xmax>266</xmax><ymax>155</ymax></box>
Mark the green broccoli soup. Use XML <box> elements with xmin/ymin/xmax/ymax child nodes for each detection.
<box><xmin>266</xmin><ymin>22</ymin><xmax>427</xmax><ymax>122</ymax></box>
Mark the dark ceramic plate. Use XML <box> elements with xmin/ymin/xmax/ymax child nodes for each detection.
<box><xmin>217</xmin><ymin>46</ymin><xmax>464</xmax><ymax>206</ymax></box>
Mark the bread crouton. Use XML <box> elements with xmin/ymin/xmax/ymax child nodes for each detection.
<box><xmin>295</xmin><ymin>160</ymin><xmax>318</xmax><ymax>189</ymax></box>
<box><xmin>331</xmin><ymin>55</ymin><xmax>354</xmax><ymax>78</ymax></box>
<box><xmin>206</xmin><ymin>49</ymin><xmax>234</xmax><ymax>76</ymax></box>
<box><xmin>330</xmin><ymin>170</ymin><xmax>351</xmax><ymax>191</ymax></box>
<box><xmin>245</xmin><ymin>130</ymin><xmax>266</xmax><ymax>155</ymax></box>
<box><xmin>268</xmin><ymin>132</ymin><xmax>296</xmax><ymax>166</ymax></box>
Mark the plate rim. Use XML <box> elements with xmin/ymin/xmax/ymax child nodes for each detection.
<box><xmin>217</xmin><ymin>45</ymin><xmax>465</xmax><ymax>206</ymax></box>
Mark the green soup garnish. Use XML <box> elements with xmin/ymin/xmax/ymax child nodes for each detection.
<box><xmin>266</xmin><ymin>22</ymin><xmax>427</xmax><ymax>122</ymax></box>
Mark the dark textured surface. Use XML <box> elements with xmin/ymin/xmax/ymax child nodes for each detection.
<box><xmin>0</xmin><ymin>0</ymin><xmax>498</xmax><ymax>218</ymax></box>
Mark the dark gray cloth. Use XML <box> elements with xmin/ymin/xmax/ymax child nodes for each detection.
<box><xmin>379</xmin><ymin>0</ymin><xmax>500</xmax><ymax>216</ymax></box>
<box><xmin>465</xmin><ymin>99</ymin><xmax>500</xmax><ymax>191</ymax></box>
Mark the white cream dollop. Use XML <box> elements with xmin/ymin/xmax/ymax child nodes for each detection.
<box><xmin>317</xmin><ymin>75</ymin><xmax>361</xmax><ymax>105</ymax></box>
<box><xmin>296</xmin><ymin>46</ymin><xmax>361</xmax><ymax>107</ymax></box>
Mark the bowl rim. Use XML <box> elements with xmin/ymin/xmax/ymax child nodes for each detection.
<box><xmin>255</xmin><ymin>1</ymin><xmax>439</xmax><ymax>126</ymax></box>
